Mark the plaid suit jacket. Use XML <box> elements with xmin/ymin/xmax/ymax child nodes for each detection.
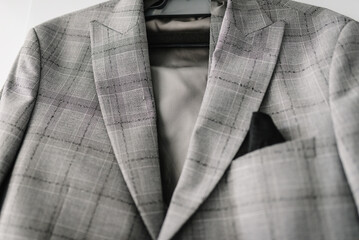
<box><xmin>0</xmin><ymin>0</ymin><xmax>359</xmax><ymax>239</ymax></box>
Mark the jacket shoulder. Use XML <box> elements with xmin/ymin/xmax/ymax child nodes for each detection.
<box><xmin>30</xmin><ymin>1</ymin><xmax>117</xmax><ymax>65</ymax></box>
<box><xmin>32</xmin><ymin>0</ymin><xmax>116</xmax><ymax>47</ymax></box>
<box><xmin>260</xmin><ymin>0</ymin><xmax>355</xmax><ymax>31</ymax></box>
<box><xmin>33</xmin><ymin>0</ymin><xmax>115</xmax><ymax>30</ymax></box>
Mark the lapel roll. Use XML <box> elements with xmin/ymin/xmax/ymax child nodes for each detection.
<box><xmin>89</xmin><ymin>0</ymin><xmax>285</xmax><ymax>239</ymax></box>
<box><xmin>89</xmin><ymin>0</ymin><xmax>165</xmax><ymax>239</ymax></box>
<box><xmin>158</xmin><ymin>0</ymin><xmax>286</xmax><ymax>239</ymax></box>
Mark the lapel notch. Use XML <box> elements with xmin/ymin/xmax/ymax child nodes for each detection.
<box><xmin>158</xmin><ymin>0</ymin><xmax>286</xmax><ymax>239</ymax></box>
<box><xmin>89</xmin><ymin>0</ymin><xmax>165</xmax><ymax>239</ymax></box>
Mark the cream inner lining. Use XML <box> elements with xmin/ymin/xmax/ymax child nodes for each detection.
<box><xmin>146</xmin><ymin>17</ymin><xmax>210</xmax><ymax>205</ymax></box>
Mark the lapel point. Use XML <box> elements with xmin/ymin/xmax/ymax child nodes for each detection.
<box><xmin>90</xmin><ymin>0</ymin><xmax>165</xmax><ymax>239</ymax></box>
<box><xmin>158</xmin><ymin>0</ymin><xmax>286</xmax><ymax>239</ymax></box>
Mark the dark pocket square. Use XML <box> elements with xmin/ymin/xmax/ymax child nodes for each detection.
<box><xmin>233</xmin><ymin>112</ymin><xmax>285</xmax><ymax>158</ymax></box>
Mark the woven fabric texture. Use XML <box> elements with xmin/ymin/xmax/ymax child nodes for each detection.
<box><xmin>0</xmin><ymin>0</ymin><xmax>358</xmax><ymax>239</ymax></box>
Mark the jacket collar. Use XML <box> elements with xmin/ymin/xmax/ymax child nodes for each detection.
<box><xmin>90</xmin><ymin>0</ymin><xmax>285</xmax><ymax>239</ymax></box>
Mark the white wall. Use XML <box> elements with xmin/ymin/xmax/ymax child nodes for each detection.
<box><xmin>1</xmin><ymin>0</ymin><xmax>359</xmax><ymax>88</ymax></box>
<box><xmin>0</xmin><ymin>0</ymin><xmax>107</xmax><ymax>89</ymax></box>
<box><xmin>0</xmin><ymin>0</ymin><xmax>33</xmax><ymax>88</ymax></box>
<box><xmin>298</xmin><ymin>0</ymin><xmax>359</xmax><ymax>20</ymax></box>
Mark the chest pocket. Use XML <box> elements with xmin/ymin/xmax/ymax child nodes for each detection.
<box><xmin>228</xmin><ymin>136</ymin><xmax>316</xmax><ymax>200</ymax></box>
<box><xmin>224</xmin><ymin>137</ymin><xmax>322</xmax><ymax>238</ymax></box>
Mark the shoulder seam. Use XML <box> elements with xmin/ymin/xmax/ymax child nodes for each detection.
<box><xmin>32</xmin><ymin>28</ymin><xmax>42</xmax><ymax>73</ymax></box>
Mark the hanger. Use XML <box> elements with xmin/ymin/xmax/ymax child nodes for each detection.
<box><xmin>145</xmin><ymin>0</ymin><xmax>211</xmax><ymax>19</ymax></box>
<box><xmin>145</xmin><ymin>0</ymin><xmax>211</xmax><ymax>48</ymax></box>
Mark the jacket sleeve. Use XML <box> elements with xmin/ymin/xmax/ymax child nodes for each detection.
<box><xmin>0</xmin><ymin>28</ymin><xmax>41</xmax><ymax>185</ymax></box>
<box><xmin>329</xmin><ymin>20</ymin><xmax>359</xmax><ymax>213</ymax></box>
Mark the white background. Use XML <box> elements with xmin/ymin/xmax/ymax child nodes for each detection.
<box><xmin>1</xmin><ymin>0</ymin><xmax>359</xmax><ymax>88</ymax></box>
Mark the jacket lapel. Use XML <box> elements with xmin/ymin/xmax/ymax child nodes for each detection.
<box><xmin>89</xmin><ymin>0</ymin><xmax>165</xmax><ymax>239</ymax></box>
<box><xmin>158</xmin><ymin>0</ymin><xmax>286</xmax><ymax>239</ymax></box>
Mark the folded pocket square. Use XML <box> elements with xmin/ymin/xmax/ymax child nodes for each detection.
<box><xmin>234</xmin><ymin>112</ymin><xmax>285</xmax><ymax>158</ymax></box>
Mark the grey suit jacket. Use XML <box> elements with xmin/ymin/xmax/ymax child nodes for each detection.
<box><xmin>0</xmin><ymin>0</ymin><xmax>358</xmax><ymax>239</ymax></box>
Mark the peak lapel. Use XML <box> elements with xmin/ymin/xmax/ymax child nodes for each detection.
<box><xmin>89</xmin><ymin>0</ymin><xmax>165</xmax><ymax>239</ymax></box>
<box><xmin>158</xmin><ymin>0</ymin><xmax>286</xmax><ymax>239</ymax></box>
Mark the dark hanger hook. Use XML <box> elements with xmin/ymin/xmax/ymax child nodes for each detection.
<box><xmin>147</xmin><ymin>0</ymin><xmax>168</xmax><ymax>10</ymax></box>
